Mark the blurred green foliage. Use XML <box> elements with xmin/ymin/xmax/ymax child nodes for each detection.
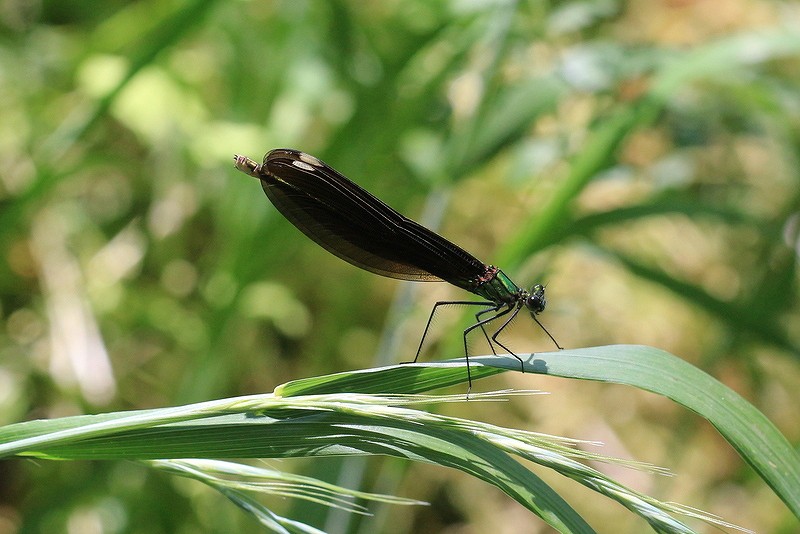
<box><xmin>0</xmin><ymin>0</ymin><xmax>798</xmax><ymax>532</ymax></box>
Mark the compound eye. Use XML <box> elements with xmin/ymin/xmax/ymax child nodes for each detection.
<box><xmin>526</xmin><ymin>284</ymin><xmax>546</xmax><ymax>315</ymax></box>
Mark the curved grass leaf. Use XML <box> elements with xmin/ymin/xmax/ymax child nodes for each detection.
<box><xmin>0</xmin><ymin>344</ymin><xmax>792</xmax><ymax>531</ymax></box>
<box><xmin>0</xmin><ymin>394</ymin><xmax>594</xmax><ymax>532</ymax></box>
<box><xmin>279</xmin><ymin>345</ymin><xmax>800</xmax><ymax>521</ymax></box>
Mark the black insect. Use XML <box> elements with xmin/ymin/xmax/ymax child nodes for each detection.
<box><xmin>234</xmin><ymin>149</ymin><xmax>561</xmax><ymax>390</ymax></box>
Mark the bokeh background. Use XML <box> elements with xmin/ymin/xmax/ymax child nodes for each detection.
<box><xmin>1</xmin><ymin>1</ymin><xmax>799</xmax><ymax>532</ymax></box>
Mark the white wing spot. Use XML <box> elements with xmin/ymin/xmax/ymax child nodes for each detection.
<box><xmin>292</xmin><ymin>160</ymin><xmax>316</xmax><ymax>172</ymax></box>
<box><xmin>298</xmin><ymin>152</ymin><xmax>323</xmax><ymax>167</ymax></box>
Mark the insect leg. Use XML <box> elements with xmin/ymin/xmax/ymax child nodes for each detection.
<box><xmin>412</xmin><ymin>300</ymin><xmax>497</xmax><ymax>363</ymax></box>
<box><xmin>461</xmin><ymin>304</ymin><xmax>514</xmax><ymax>392</ymax></box>
<box><xmin>488</xmin><ymin>304</ymin><xmax>525</xmax><ymax>372</ymax></box>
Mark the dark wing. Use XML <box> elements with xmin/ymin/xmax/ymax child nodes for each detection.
<box><xmin>254</xmin><ymin>148</ymin><xmax>487</xmax><ymax>287</ymax></box>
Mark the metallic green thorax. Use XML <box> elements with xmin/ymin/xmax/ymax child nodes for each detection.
<box><xmin>472</xmin><ymin>267</ymin><xmax>521</xmax><ymax>304</ymax></box>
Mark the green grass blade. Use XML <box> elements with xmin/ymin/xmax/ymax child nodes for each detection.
<box><xmin>5</xmin><ymin>345</ymin><xmax>791</xmax><ymax>524</ymax></box>
<box><xmin>276</xmin><ymin>361</ymin><xmax>504</xmax><ymax>396</ymax></box>
<box><xmin>5</xmin><ymin>343</ymin><xmax>786</xmax><ymax>531</ymax></box>
<box><xmin>0</xmin><ymin>396</ymin><xmax>595</xmax><ymax>532</ymax></box>
<box><xmin>280</xmin><ymin>345</ymin><xmax>800</xmax><ymax>520</ymax></box>
<box><xmin>491</xmin><ymin>345</ymin><xmax>800</xmax><ymax>519</ymax></box>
